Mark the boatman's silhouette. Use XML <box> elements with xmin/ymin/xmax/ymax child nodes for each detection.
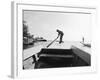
<box><xmin>56</xmin><ymin>29</ymin><xmax>64</xmax><ymax>44</ymax></box>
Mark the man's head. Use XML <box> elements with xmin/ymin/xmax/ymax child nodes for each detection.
<box><xmin>56</xmin><ymin>29</ymin><xmax>59</xmax><ymax>32</ymax></box>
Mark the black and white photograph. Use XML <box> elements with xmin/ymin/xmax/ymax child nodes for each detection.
<box><xmin>23</xmin><ymin>10</ymin><xmax>91</xmax><ymax>70</ymax></box>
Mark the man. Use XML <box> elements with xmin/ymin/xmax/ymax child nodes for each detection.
<box><xmin>56</xmin><ymin>29</ymin><xmax>64</xmax><ymax>44</ymax></box>
<box><xmin>82</xmin><ymin>37</ymin><xmax>84</xmax><ymax>43</ymax></box>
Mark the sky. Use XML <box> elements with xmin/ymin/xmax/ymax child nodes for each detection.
<box><xmin>23</xmin><ymin>10</ymin><xmax>92</xmax><ymax>42</ymax></box>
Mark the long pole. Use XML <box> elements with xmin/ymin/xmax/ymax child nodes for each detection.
<box><xmin>46</xmin><ymin>35</ymin><xmax>59</xmax><ymax>48</ymax></box>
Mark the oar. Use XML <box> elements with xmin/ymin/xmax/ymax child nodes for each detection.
<box><xmin>46</xmin><ymin>35</ymin><xmax>59</xmax><ymax>48</ymax></box>
<box><xmin>23</xmin><ymin>35</ymin><xmax>59</xmax><ymax>63</ymax></box>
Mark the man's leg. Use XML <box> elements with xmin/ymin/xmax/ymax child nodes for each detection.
<box><xmin>59</xmin><ymin>35</ymin><xmax>62</xmax><ymax>43</ymax></box>
<box><xmin>59</xmin><ymin>35</ymin><xmax>63</xmax><ymax>43</ymax></box>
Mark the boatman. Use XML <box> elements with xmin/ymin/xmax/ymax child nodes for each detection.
<box><xmin>56</xmin><ymin>29</ymin><xmax>64</xmax><ymax>44</ymax></box>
